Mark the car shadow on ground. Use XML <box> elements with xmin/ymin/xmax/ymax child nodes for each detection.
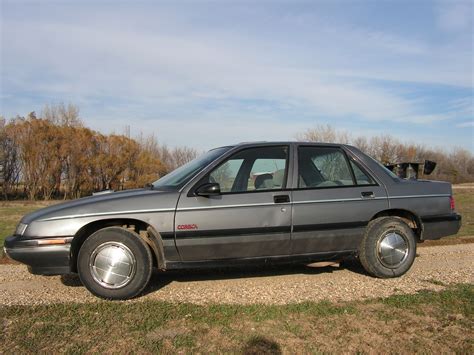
<box><xmin>60</xmin><ymin>274</ymin><xmax>83</xmax><ymax>287</ymax></box>
<box><xmin>141</xmin><ymin>259</ymin><xmax>369</xmax><ymax>296</ymax></box>
<box><xmin>59</xmin><ymin>260</ymin><xmax>369</xmax><ymax>293</ymax></box>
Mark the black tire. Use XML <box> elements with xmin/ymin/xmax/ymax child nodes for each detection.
<box><xmin>77</xmin><ymin>227</ymin><xmax>153</xmax><ymax>300</ymax></box>
<box><xmin>359</xmin><ymin>217</ymin><xmax>416</xmax><ymax>278</ymax></box>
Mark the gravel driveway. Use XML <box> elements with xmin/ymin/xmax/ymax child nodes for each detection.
<box><xmin>1</xmin><ymin>244</ymin><xmax>473</xmax><ymax>306</ymax></box>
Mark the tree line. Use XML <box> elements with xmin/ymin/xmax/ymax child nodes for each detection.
<box><xmin>1</xmin><ymin>106</ymin><xmax>472</xmax><ymax>200</ymax></box>
<box><xmin>0</xmin><ymin>104</ymin><xmax>198</xmax><ymax>200</ymax></box>
<box><xmin>296</xmin><ymin>125</ymin><xmax>474</xmax><ymax>184</ymax></box>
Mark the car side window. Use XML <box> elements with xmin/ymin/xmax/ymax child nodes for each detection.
<box><xmin>349</xmin><ymin>159</ymin><xmax>375</xmax><ymax>185</ymax></box>
<box><xmin>210</xmin><ymin>159</ymin><xmax>244</xmax><ymax>192</ymax></box>
<box><xmin>248</xmin><ymin>158</ymin><xmax>286</xmax><ymax>191</ymax></box>
<box><xmin>298</xmin><ymin>147</ymin><xmax>355</xmax><ymax>188</ymax></box>
<box><xmin>209</xmin><ymin>146</ymin><xmax>288</xmax><ymax>193</ymax></box>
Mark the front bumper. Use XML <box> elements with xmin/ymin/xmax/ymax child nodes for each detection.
<box><xmin>4</xmin><ymin>235</ymin><xmax>72</xmax><ymax>275</ymax></box>
<box><xmin>421</xmin><ymin>213</ymin><xmax>462</xmax><ymax>240</ymax></box>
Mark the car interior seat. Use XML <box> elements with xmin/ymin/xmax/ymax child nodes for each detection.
<box><xmin>254</xmin><ymin>173</ymin><xmax>274</xmax><ymax>189</ymax></box>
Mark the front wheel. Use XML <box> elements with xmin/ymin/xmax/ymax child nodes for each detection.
<box><xmin>77</xmin><ymin>227</ymin><xmax>153</xmax><ymax>300</ymax></box>
<box><xmin>359</xmin><ymin>217</ymin><xmax>416</xmax><ymax>278</ymax></box>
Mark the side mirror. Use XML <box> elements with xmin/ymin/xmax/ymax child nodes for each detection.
<box><xmin>423</xmin><ymin>160</ymin><xmax>437</xmax><ymax>175</ymax></box>
<box><xmin>195</xmin><ymin>183</ymin><xmax>221</xmax><ymax>197</ymax></box>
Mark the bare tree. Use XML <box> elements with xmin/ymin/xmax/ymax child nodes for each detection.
<box><xmin>170</xmin><ymin>146</ymin><xmax>199</xmax><ymax>169</ymax></box>
<box><xmin>42</xmin><ymin>103</ymin><xmax>82</xmax><ymax>127</ymax></box>
<box><xmin>157</xmin><ymin>145</ymin><xmax>199</xmax><ymax>172</ymax></box>
<box><xmin>296</xmin><ymin>124</ymin><xmax>350</xmax><ymax>144</ymax></box>
<box><xmin>2</xmin><ymin>111</ymin><xmax>472</xmax><ymax>201</ymax></box>
<box><xmin>296</xmin><ymin>124</ymin><xmax>474</xmax><ymax>183</ymax></box>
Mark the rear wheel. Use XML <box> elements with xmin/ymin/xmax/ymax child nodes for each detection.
<box><xmin>359</xmin><ymin>217</ymin><xmax>416</xmax><ymax>278</ymax></box>
<box><xmin>77</xmin><ymin>227</ymin><xmax>153</xmax><ymax>300</ymax></box>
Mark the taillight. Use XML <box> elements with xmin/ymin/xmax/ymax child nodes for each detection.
<box><xmin>449</xmin><ymin>196</ymin><xmax>455</xmax><ymax>211</ymax></box>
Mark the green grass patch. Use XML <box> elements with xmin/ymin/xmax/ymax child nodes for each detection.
<box><xmin>1</xmin><ymin>284</ymin><xmax>472</xmax><ymax>353</ymax></box>
<box><xmin>454</xmin><ymin>188</ymin><xmax>474</xmax><ymax>237</ymax></box>
<box><xmin>380</xmin><ymin>283</ymin><xmax>473</xmax><ymax>317</ymax></box>
<box><xmin>0</xmin><ymin>201</ymin><xmax>59</xmax><ymax>252</ymax></box>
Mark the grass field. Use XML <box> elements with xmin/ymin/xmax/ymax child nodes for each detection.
<box><xmin>0</xmin><ymin>201</ymin><xmax>59</xmax><ymax>251</ymax></box>
<box><xmin>1</xmin><ymin>189</ymin><xmax>472</xmax><ymax>251</ymax></box>
<box><xmin>1</xmin><ymin>284</ymin><xmax>472</xmax><ymax>353</ymax></box>
<box><xmin>453</xmin><ymin>188</ymin><xmax>474</xmax><ymax>236</ymax></box>
<box><xmin>0</xmin><ymin>201</ymin><xmax>58</xmax><ymax>253</ymax></box>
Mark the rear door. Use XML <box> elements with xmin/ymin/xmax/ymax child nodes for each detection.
<box><xmin>175</xmin><ymin>145</ymin><xmax>293</xmax><ymax>261</ymax></box>
<box><xmin>291</xmin><ymin>145</ymin><xmax>388</xmax><ymax>254</ymax></box>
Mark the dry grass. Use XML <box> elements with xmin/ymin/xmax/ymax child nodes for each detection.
<box><xmin>454</xmin><ymin>188</ymin><xmax>474</xmax><ymax>237</ymax></box>
<box><xmin>1</xmin><ymin>284</ymin><xmax>472</xmax><ymax>353</ymax></box>
<box><xmin>0</xmin><ymin>201</ymin><xmax>59</xmax><ymax>253</ymax></box>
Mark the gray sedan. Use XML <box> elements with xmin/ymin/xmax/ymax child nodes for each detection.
<box><xmin>5</xmin><ymin>142</ymin><xmax>461</xmax><ymax>299</ymax></box>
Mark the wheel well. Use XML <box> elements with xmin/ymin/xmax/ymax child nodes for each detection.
<box><xmin>70</xmin><ymin>219</ymin><xmax>160</xmax><ymax>273</ymax></box>
<box><xmin>371</xmin><ymin>209</ymin><xmax>423</xmax><ymax>241</ymax></box>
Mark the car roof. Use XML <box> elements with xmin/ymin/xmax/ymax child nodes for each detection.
<box><xmin>228</xmin><ymin>141</ymin><xmax>348</xmax><ymax>148</ymax></box>
<box><xmin>211</xmin><ymin>141</ymin><xmax>348</xmax><ymax>150</ymax></box>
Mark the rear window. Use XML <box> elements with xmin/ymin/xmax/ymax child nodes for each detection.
<box><xmin>349</xmin><ymin>159</ymin><xmax>375</xmax><ymax>185</ymax></box>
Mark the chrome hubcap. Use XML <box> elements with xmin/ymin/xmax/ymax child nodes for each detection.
<box><xmin>89</xmin><ymin>242</ymin><xmax>136</xmax><ymax>289</ymax></box>
<box><xmin>377</xmin><ymin>231</ymin><xmax>409</xmax><ymax>268</ymax></box>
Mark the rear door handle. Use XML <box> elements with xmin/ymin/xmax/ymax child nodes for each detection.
<box><xmin>361</xmin><ymin>191</ymin><xmax>375</xmax><ymax>198</ymax></box>
<box><xmin>274</xmin><ymin>195</ymin><xmax>290</xmax><ymax>203</ymax></box>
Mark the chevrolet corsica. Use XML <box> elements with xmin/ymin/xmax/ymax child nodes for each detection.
<box><xmin>5</xmin><ymin>142</ymin><xmax>461</xmax><ymax>299</ymax></box>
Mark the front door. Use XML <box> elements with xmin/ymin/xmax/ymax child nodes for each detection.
<box><xmin>175</xmin><ymin>145</ymin><xmax>292</xmax><ymax>261</ymax></box>
<box><xmin>291</xmin><ymin>145</ymin><xmax>389</xmax><ymax>254</ymax></box>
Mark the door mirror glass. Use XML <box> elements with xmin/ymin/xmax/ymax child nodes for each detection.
<box><xmin>195</xmin><ymin>183</ymin><xmax>221</xmax><ymax>196</ymax></box>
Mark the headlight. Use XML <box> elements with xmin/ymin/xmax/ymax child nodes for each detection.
<box><xmin>15</xmin><ymin>223</ymin><xmax>28</xmax><ymax>236</ymax></box>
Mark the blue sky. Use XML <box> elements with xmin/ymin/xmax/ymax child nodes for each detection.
<box><xmin>1</xmin><ymin>0</ymin><xmax>473</xmax><ymax>151</ymax></box>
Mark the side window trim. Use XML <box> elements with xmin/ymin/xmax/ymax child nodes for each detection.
<box><xmin>193</xmin><ymin>145</ymin><xmax>291</xmax><ymax>196</ymax></box>
<box><xmin>231</xmin><ymin>158</ymin><xmax>250</xmax><ymax>192</ymax></box>
<box><xmin>344</xmin><ymin>150</ymin><xmax>380</xmax><ymax>187</ymax></box>
<box><xmin>341</xmin><ymin>149</ymin><xmax>357</xmax><ymax>186</ymax></box>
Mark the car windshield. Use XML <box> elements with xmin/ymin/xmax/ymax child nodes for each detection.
<box><xmin>152</xmin><ymin>147</ymin><xmax>231</xmax><ymax>190</ymax></box>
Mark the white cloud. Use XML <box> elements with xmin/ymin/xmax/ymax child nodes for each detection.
<box><xmin>3</xmin><ymin>18</ymin><xmax>470</xmax><ymax>125</ymax></box>
<box><xmin>1</xmin><ymin>2</ymin><xmax>472</xmax><ymax>153</ymax></box>
<box><xmin>456</xmin><ymin>121</ymin><xmax>474</xmax><ymax>128</ymax></box>
<box><xmin>436</xmin><ymin>1</ymin><xmax>473</xmax><ymax>32</ymax></box>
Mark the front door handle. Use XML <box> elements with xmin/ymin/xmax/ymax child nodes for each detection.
<box><xmin>274</xmin><ymin>195</ymin><xmax>290</xmax><ymax>203</ymax></box>
<box><xmin>361</xmin><ymin>191</ymin><xmax>375</xmax><ymax>198</ymax></box>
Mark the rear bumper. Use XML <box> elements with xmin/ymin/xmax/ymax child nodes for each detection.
<box><xmin>421</xmin><ymin>213</ymin><xmax>462</xmax><ymax>240</ymax></box>
<box><xmin>4</xmin><ymin>235</ymin><xmax>72</xmax><ymax>275</ymax></box>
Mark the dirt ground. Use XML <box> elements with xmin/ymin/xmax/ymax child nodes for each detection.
<box><xmin>1</xmin><ymin>243</ymin><xmax>472</xmax><ymax>306</ymax></box>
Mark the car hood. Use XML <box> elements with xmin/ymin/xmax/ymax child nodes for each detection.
<box><xmin>21</xmin><ymin>188</ymin><xmax>180</xmax><ymax>224</ymax></box>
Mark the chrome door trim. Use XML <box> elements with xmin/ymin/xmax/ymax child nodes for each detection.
<box><xmin>177</xmin><ymin>202</ymin><xmax>291</xmax><ymax>212</ymax></box>
<box><xmin>389</xmin><ymin>194</ymin><xmax>450</xmax><ymax>199</ymax></box>
<box><xmin>293</xmin><ymin>197</ymin><xmax>387</xmax><ymax>205</ymax></box>
<box><xmin>38</xmin><ymin>208</ymin><xmax>175</xmax><ymax>221</ymax></box>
